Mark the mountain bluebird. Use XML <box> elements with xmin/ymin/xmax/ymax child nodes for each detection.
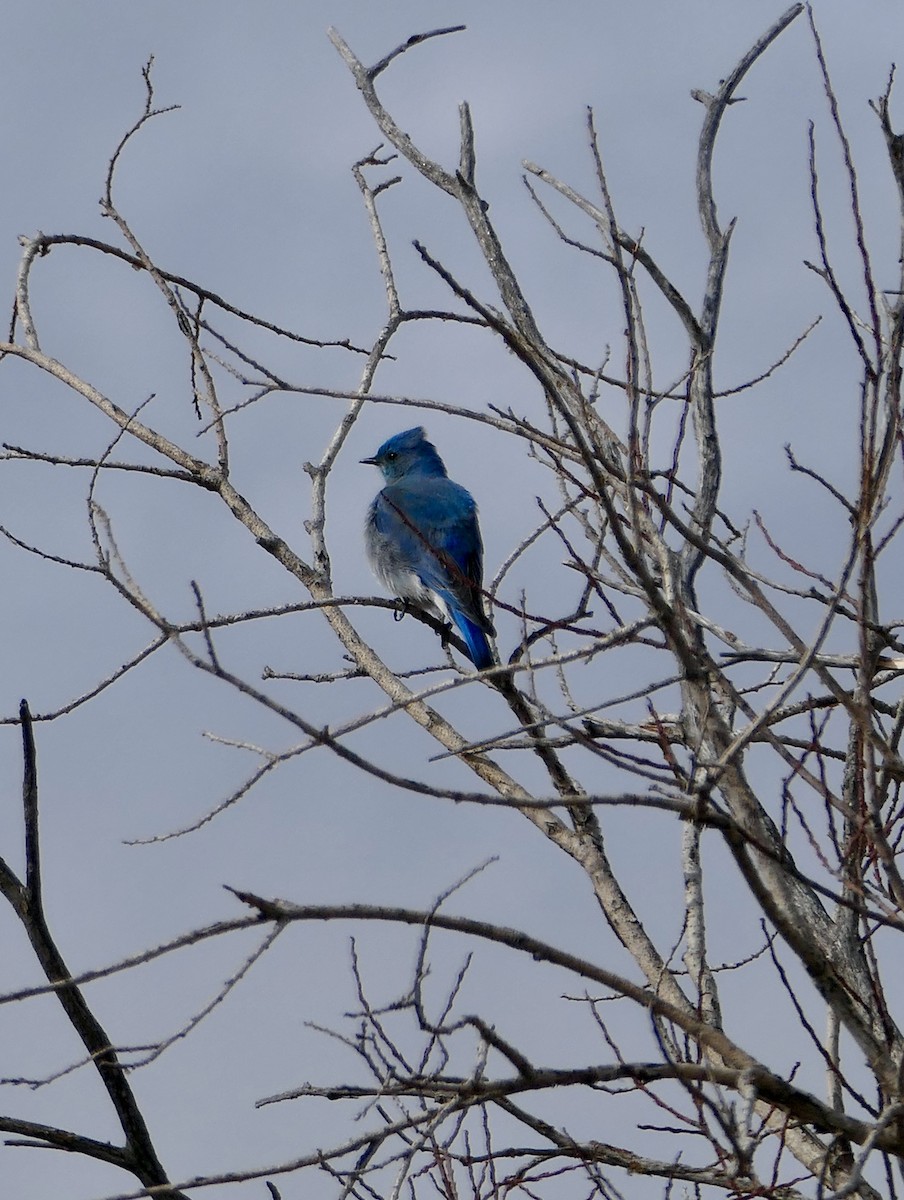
<box><xmin>362</xmin><ymin>427</ymin><xmax>495</xmax><ymax>669</ymax></box>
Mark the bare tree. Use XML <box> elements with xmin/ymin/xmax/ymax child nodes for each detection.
<box><xmin>2</xmin><ymin>5</ymin><xmax>904</xmax><ymax>1198</ymax></box>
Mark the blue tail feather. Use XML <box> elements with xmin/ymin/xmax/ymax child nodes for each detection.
<box><xmin>452</xmin><ymin>611</ymin><xmax>494</xmax><ymax>670</ymax></box>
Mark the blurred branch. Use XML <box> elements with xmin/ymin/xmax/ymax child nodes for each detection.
<box><xmin>0</xmin><ymin>703</ymin><xmax>189</xmax><ymax>1197</ymax></box>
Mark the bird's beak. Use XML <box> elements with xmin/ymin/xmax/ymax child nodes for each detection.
<box><xmin>359</xmin><ymin>455</ymin><xmax>379</xmax><ymax>466</ymax></box>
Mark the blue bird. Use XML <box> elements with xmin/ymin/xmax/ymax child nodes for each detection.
<box><xmin>362</xmin><ymin>427</ymin><xmax>496</xmax><ymax>670</ymax></box>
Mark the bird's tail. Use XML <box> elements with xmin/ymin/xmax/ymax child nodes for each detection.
<box><xmin>451</xmin><ymin>609</ymin><xmax>495</xmax><ymax>671</ymax></box>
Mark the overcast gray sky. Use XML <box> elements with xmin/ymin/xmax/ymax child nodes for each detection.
<box><xmin>2</xmin><ymin>3</ymin><xmax>903</xmax><ymax>1197</ymax></box>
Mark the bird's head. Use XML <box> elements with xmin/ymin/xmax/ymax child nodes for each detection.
<box><xmin>360</xmin><ymin>426</ymin><xmax>447</xmax><ymax>482</ymax></box>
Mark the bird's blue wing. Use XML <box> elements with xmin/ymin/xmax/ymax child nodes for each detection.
<box><xmin>381</xmin><ymin>480</ymin><xmax>489</xmax><ymax>617</ymax></box>
<box><xmin>376</xmin><ymin>479</ymin><xmax>495</xmax><ymax>668</ymax></box>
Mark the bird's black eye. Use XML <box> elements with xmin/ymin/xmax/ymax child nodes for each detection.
<box><xmin>386</xmin><ymin>451</ymin><xmax>398</xmax><ymax>461</ymax></box>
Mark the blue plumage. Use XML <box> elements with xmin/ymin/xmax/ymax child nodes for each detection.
<box><xmin>362</xmin><ymin>427</ymin><xmax>495</xmax><ymax>669</ymax></box>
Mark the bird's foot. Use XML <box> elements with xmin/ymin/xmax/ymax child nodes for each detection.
<box><xmin>393</xmin><ymin>599</ymin><xmax>413</xmax><ymax>623</ymax></box>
